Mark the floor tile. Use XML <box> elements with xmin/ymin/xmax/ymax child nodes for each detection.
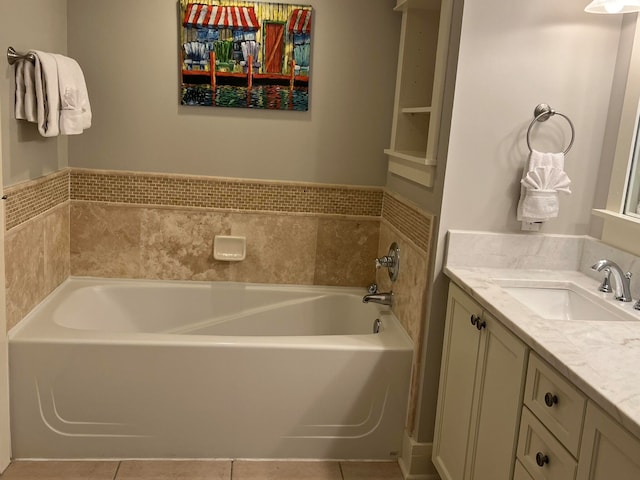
<box><xmin>0</xmin><ymin>461</ymin><xmax>118</xmax><ymax>480</ymax></box>
<box><xmin>232</xmin><ymin>461</ymin><xmax>342</xmax><ymax>480</ymax></box>
<box><xmin>340</xmin><ymin>461</ymin><xmax>403</xmax><ymax>480</ymax></box>
<box><xmin>116</xmin><ymin>460</ymin><xmax>231</xmax><ymax>479</ymax></box>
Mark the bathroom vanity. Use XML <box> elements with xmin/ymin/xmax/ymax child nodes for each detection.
<box><xmin>433</xmin><ymin>231</ymin><xmax>640</xmax><ymax>480</ymax></box>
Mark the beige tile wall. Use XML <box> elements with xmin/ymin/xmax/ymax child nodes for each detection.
<box><xmin>377</xmin><ymin>191</ymin><xmax>434</xmax><ymax>435</ymax></box>
<box><xmin>70</xmin><ymin>203</ymin><xmax>379</xmax><ymax>287</ymax></box>
<box><xmin>5</xmin><ymin>202</ymin><xmax>70</xmax><ymax>331</ymax></box>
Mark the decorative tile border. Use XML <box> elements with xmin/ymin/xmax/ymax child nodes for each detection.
<box><xmin>4</xmin><ymin>170</ymin><xmax>70</xmax><ymax>231</ymax></box>
<box><xmin>4</xmin><ymin>170</ymin><xmax>434</xmax><ymax>244</ymax></box>
<box><xmin>70</xmin><ymin>169</ymin><xmax>383</xmax><ymax>217</ymax></box>
<box><xmin>382</xmin><ymin>190</ymin><xmax>432</xmax><ymax>254</ymax></box>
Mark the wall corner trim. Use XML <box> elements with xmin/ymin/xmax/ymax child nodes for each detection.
<box><xmin>398</xmin><ymin>430</ymin><xmax>439</xmax><ymax>480</ymax></box>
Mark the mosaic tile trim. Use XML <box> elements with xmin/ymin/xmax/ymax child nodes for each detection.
<box><xmin>382</xmin><ymin>190</ymin><xmax>432</xmax><ymax>254</ymax></box>
<box><xmin>4</xmin><ymin>170</ymin><xmax>70</xmax><ymax>231</ymax></box>
<box><xmin>70</xmin><ymin>170</ymin><xmax>383</xmax><ymax>217</ymax></box>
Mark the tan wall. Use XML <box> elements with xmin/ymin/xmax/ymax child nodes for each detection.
<box><xmin>0</xmin><ymin>0</ymin><xmax>69</xmax><ymax>187</ymax></box>
<box><xmin>66</xmin><ymin>0</ymin><xmax>400</xmax><ymax>186</ymax></box>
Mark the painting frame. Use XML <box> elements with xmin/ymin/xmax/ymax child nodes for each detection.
<box><xmin>179</xmin><ymin>1</ymin><xmax>313</xmax><ymax>111</ymax></box>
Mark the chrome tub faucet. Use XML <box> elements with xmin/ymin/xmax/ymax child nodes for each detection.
<box><xmin>363</xmin><ymin>291</ymin><xmax>394</xmax><ymax>306</ymax></box>
<box><xmin>363</xmin><ymin>283</ymin><xmax>393</xmax><ymax>306</ymax></box>
<box><xmin>591</xmin><ymin>259</ymin><xmax>632</xmax><ymax>302</ymax></box>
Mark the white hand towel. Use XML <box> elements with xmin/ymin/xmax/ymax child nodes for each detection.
<box><xmin>32</xmin><ymin>50</ymin><xmax>60</xmax><ymax>137</ymax></box>
<box><xmin>53</xmin><ymin>54</ymin><xmax>91</xmax><ymax>134</ymax></box>
<box><xmin>522</xmin><ymin>166</ymin><xmax>572</xmax><ymax>193</ymax></box>
<box><xmin>517</xmin><ymin>150</ymin><xmax>571</xmax><ymax>222</ymax></box>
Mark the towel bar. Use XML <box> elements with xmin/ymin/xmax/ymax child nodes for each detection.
<box><xmin>526</xmin><ymin>103</ymin><xmax>575</xmax><ymax>155</ymax></box>
<box><xmin>7</xmin><ymin>46</ymin><xmax>35</xmax><ymax>65</ymax></box>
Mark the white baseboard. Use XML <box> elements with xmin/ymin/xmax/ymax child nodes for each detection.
<box><xmin>397</xmin><ymin>431</ymin><xmax>440</xmax><ymax>480</ymax></box>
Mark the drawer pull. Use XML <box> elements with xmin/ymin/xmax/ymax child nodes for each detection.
<box><xmin>544</xmin><ymin>392</ymin><xmax>558</xmax><ymax>407</ymax></box>
<box><xmin>470</xmin><ymin>314</ymin><xmax>479</xmax><ymax>326</ymax></box>
<box><xmin>535</xmin><ymin>452</ymin><xmax>549</xmax><ymax>467</ymax></box>
<box><xmin>476</xmin><ymin>319</ymin><xmax>486</xmax><ymax>330</ymax></box>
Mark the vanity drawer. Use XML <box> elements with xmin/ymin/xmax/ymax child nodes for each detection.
<box><xmin>524</xmin><ymin>353</ymin><xmax>586</xmax><ymax>456</ymax></box>
<box><xmin>514</xmin><ymin>460</ymin><xmax>535</xmax><ymax>480</ymax></box>
<box><xmin>517</xmin><ymin>407</ymin><xmax>577</xmax><ymax>480</ymax></box>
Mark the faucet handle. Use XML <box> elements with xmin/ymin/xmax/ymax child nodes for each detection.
<box><xmin>598</xmin><ymin>268</ymin><xmax>612</xmax><ymax>293</ymax></box>
<box><xmin>367</xmin><ymin>283</ymin><xmax>378</xmax><ymax>294</ymax></box>
<box><xmin>375</xmin><ymin>256</ymin><xmax>395</xmax><ymax>269</ymax></box>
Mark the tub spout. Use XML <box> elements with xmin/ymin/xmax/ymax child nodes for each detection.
<box><xmin>363</xmin><ymin>292</ymin><xmax>393</xmax><ymax>306</ymax></box>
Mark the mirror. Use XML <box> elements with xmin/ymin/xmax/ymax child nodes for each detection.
<box><xmin>625</xmin><ymin>131</ymin><xmax>640</xmax><ymax>218</ymax></box>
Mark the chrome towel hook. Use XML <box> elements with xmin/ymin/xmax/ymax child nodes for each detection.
<box><xmin>526</xmin><ymin>103</ymin><xmax>575</xmax><ymax>155</ymax></box>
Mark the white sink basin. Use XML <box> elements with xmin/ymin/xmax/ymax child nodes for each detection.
<box><xmin>502</xmin><ymin>285</ymin><xmax>632</xmax><ymax>321</ymax></box>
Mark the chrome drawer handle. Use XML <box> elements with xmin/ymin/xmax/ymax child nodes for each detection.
<box><xmin>544</xmin><ymin>392</ymin><xmax>559</xmax><ymax>407</ymax></box>
<box><xmin>536</xmin><ymin>452</ymin><xmax>549</xmax><ymax>467</ymax></box>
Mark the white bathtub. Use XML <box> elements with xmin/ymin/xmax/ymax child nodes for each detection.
<box><xmin>8</xmin><ymin>278</ymin><xmax>413</xmax><ymax>460</ymax></box>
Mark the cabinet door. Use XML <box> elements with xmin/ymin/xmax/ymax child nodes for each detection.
<box><xmin>576</xmin><ymin>402</ymin><xmax>640</xmax><ymax>480</ymax></box>
<box><xmin>433</xmin><ymin>283</ymin><xmax>483</xmax><ymax>480</ymax></box>
<box><xmin>465</xmin><ymin>311</ymin><xmax>527</xmax><ymax>480</ymax></box>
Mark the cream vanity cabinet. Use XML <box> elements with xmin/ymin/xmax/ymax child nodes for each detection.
<box><xmin>576</xmin><ymin>403</ymin><xmax>640</xmax><ymax>479</ymax></box>
<box><xmin>517</xmin><ymin>352</ymin><xmax>640</xmax><ymax>480</ymax></box>
<box><xmin>433</xmin><ymin>283</ymin><xmax>527</xmax><ymax>480</ymax></box>
<box><xmin>436</xmin><ymin>281</ymin><xmax>640</xmax><ymax>479</ymax></box>
<box><xmin>385</xmin><ymin>0</ymin><xmax>453</xmax><ymax>187</ymax></box>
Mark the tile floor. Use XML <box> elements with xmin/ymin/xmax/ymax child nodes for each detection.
<box><xmin>0</xmin><ymin>460</ymin><xmax>405</xmax><ymax>480</ymax></box>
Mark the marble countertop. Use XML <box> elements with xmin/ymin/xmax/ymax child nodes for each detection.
<box><xmin>444</xmin><ymin>265</ymin><xmax>640</xmax><ymax>440</ymax></box>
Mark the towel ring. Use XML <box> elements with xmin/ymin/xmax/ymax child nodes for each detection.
<box><xmin>526</xmin><ymin>103</ymin><xmax>575</xmax><ymax>155</ymax></box>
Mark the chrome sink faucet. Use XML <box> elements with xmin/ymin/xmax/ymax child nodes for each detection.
<box><xmin>591</xmin><ymin>260</ymin><xmax>632</xmax><ymax>302</ymax></box>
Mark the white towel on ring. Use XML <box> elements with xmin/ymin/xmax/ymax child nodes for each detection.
<box><xmin>517</xmin><ymin>150</ymin><xmax>572</xmax><ymax>222</ymax></box>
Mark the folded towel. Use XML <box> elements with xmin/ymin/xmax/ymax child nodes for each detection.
<box><xmin>14</xmin><ymin>50</ymin><xmax>91</xmax><ymax>137</ymax></box>
<box><xmin>522</xmin><ymin>166</ymin><xmax>571</xmax><ymax>193</ymax></box>
<box><xmin>15</xmin><ymin>59</ymin><xmax>37</xmax><ymax>122</ymax></box>
<box><xmin>517</xmin><ymin>150</ymin><xmax>572</xmax><ymax>223</ymax></box>
<box><xmin>33</xmin><ymin>50</ymin><xmax>61</xmax><ymax>137</ymax></box>
<box><xmin>53</xmin><ymin>53</ymin><xmax>91</xmax><ymax>134</ymax></box>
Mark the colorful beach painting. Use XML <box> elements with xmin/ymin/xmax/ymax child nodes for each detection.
<box><xmin>179</xmin><ymin>1</ymin><xmax>312</xmax><ymax>111</ymax></box>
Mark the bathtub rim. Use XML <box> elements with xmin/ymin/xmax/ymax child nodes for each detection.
<box><xmin>9</xmin><ymin>277</ymin><xmax>414</xmax><ymax>351</ymax></box>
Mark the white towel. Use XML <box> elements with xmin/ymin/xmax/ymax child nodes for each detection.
<box><xmin>53</xmin><ymin>54</ymin><xmax>91</xmax><ymax>134</ymax></box>
<box><xmin>517</xmin><ymin>150</ymin><xmax>572</xmax><ymax>222</ymax></box>
<box><xmin>14</xmin><ymin>58</ymin><xmax>38</xmax><ymax>122</ymax></box>
<box><xmin>32</xmin><ymin>50</ymin><xmax>60</xmax><ymax>137</ymax></box>
<box><xmin>14</xmin><ymin>50</ymin><xmax>91</xmax><ymax>137</ymax></box>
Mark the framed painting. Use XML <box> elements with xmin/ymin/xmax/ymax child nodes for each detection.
<box><xmin>179</xmin><ymin>1</ymin><xmax>312</xmax><ymax>111</ymax></box>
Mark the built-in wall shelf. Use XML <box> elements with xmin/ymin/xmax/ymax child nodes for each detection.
<box><xmin>384</xmin><ymin>148</ymin><xmax>437</xmax><ymax>166</ymax></box>
<box><xmin>394</xmin><ymin>0</ymin><xmax>441</xmax><ymax>12</ymax></box>
<box><xmin>401</xmin><ymin>106</ymin><xmax>431</xmax><ymax>114</ymax></box>
<box><xmin>385</xmin><ymin>0</ymin><xmax>452</xmax><ymax>188</ymax></box>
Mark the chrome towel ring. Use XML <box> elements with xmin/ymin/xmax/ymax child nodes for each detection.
<box><xmin>526</xmin><ymin>103</ymin><xmax>575</xmax><ymax>155</ymax></box>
